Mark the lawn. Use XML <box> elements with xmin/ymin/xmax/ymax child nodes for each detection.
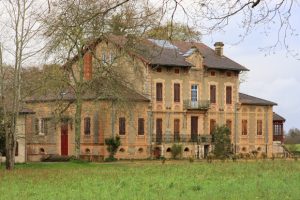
<box><xmin>0</xmin><ymin>160</ymin><xmax>300</xmax><ymax>200</ymax></box>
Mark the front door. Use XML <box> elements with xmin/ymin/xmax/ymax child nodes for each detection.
<box><xmin>204</xmin><ymin>145</ymin><xmax>210</xmax><ymax>158</ymax></box>
<box><xmin>61</xmin><ymin>122</ymin><xmax>68</xmax><ymax>156</ymax></box>
<box><xmin>191</xmin><ymin>116</ymin><xmax>198</xmax><ymax>142</ymax></box>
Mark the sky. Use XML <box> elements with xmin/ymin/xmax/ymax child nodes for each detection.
<box><xmin>198</xmin><ymin>4</ymin><xmax>300</xmax><ymax>132</ymax></box>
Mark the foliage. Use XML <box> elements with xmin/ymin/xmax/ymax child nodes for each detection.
<box><xmin>170</xmin><ymin>144</ymin><xmax>182</xmax><ymax>159</ymax></box>
<box><xmin>212</xmin><ymin>125</ymin><xmax>232</xmax><ymax>159</ymax></box>
<box><xmin>146</xmin><ymin>21</ymin><xmax>201</xmax><ymax>41</ymax></box>
<box><xmin>105</xmin><ymin>136</ymin><xmax>121</xmax><ymax>161</ymax></box>
<box><xmin>0</xmin><ymin>110</ymin><xmax>5</xmax><ymax>156</ymax></box>
<box><xmin>285</xmin><ymin>128</ymin><xmax>300</xmax><ymax>144</ymax></box>
<box><xmin>1</xmin><ymin>161</ymin><xmax>299</xmax><ymax>199</ymax></box>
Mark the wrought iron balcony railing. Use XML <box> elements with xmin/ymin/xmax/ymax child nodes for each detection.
<box><xmin>151</xmin><ymin>134</ymin><xmax>212</xmax><ymax>144</ymax></box>
<box><xmin>183</xmin><ymin>100</ymin><xmax>210</xmax><ymax>110</ymax></box>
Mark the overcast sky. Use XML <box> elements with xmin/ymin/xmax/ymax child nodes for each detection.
<box><xmin>201</xmin><ymin>6</ymin><xmax>300</xmax><ymax>132</ymax></box>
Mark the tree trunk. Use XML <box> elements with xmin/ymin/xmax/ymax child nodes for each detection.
<box><xmin>74</xmin><ymin>95</ymin><xmax>82</xmax><ymax>158</ymax></box>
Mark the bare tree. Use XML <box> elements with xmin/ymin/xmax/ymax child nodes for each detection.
<box><xmin>162</xmin><ymin>0</ymin><xmax>299</xmax><ymax>58</ymax></box>
<box><xmin>40</xmin><ymin>0</ymin><xmax>160</xmax><ymax>158</ymax></box>
<box><xmin>0</xmin><ymin>0</ymin><xmax>42</xmax><ymax>170</ymax></box>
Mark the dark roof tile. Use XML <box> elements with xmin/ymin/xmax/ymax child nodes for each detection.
<box><xmin>239</xmin><ymin>93</ymin><xmax>277</xmax><ymax>106</ymax></box>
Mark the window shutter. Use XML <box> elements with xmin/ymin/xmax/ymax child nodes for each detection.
<box><xmin>210</xmin><ymin>85</ymin><xmax>216</xmax><ymax>103</ymax></box>
<box><xmin>119</xmin><ymin>117</ymin><xmax>125</xmax><ymax>135</ymax></box>
<box><xmin>174</xmin><ymin>83</ymin><xmax>180</xmax><ymax>102</ymax></box>
<box><xmin>242</xmin><ymin>120</ymin><xmax>248</xmax><ymax>135</ymax></box>
<box><xmin>257</xmin><ymin>120</ymin><xmax>262</xmax><ymax>135</ymax></box>
<box><xmin>138</xmin><ymin>118</ymin><xmax>144</xmax><ymax>135</ymax></box>
<box><xmin>34</xmin><ymin>118</ymin><xmax>39</xmax><ymax>135</ymax></box>
<box><xmin>226</xmin><ymin>86</ymin><xmax>232</xmax><ymax>104</ymax></box>
<box><xmin>156</xmin><ymin>83</ymin><xmax>163</xmax><ymax>101</ymax></box>
<box><xmin>94</xmin><ymin>112</ymin><xmax>99</xmax><ymax>143</ymax></box>
<box><xmin>84</xmin><ymin>117</ymin><xmax>91</xmax><ymax>135</ymax></box>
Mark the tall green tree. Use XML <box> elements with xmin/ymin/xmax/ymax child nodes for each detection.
<box><xmin>212</xmin><ymin>125</ymin><xmax>232</xmax><ymax>159</ymax></box>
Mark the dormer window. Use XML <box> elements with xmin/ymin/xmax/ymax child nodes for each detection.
<box><xmin>226</xmin><ymin>72</ymin><xmax>231</xmax><ymax>77</ymax></box>
<box><xmin>156</xmin><ymin>68</ymin><xmax>162</xmax><ymax>72</ymax></box>
<box><xmin>174</xmin><ymin>68</ymin><xmax>180</xmax><ymax>74</ymax></box>
<box><xmin>210</xmin><ymin>71</ymin><xmax>216</xmax><ymax>76</ymax></box>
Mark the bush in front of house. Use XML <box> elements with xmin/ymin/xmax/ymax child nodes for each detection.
<box><xmin>171</xmin><ymin>144</ymin><xmax>182</xmax><ymax>159</ymax></box>
<box><xmin>212</xmin><ymin>125</ymin><xmax>232</xmax><ymax>159</ymax></box>
<box><xmin>105</xmin><ymin>136</ymin><xmax>121</xmax><ymax>162</ymax></box>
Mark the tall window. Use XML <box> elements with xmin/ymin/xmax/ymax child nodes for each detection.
<box><xmin>119</xmin><ymin>117</ymin><xmax>126</xmax><ymax>135</ymax></box>
<box><xmin>174</xmin><ymin>83</ymin><xmax>180</xmax><ymax>102</ymax></box>
<box><xmin>15</xmin><ymin>141</ymin><xmax>18</xmax><ymax>156</ymax></box>
<box><xmin>274</xmin><ymin>123</ymin><xmax>283</xmax><ymax>135</ymax></box>
<box><xmin>191</xmin><ymin>84</ymin><xmax>198</xmax><ymax>102</ymax></box>
<box><xmin>226</xmin><ymin>86</ymin><xmax>232</xmax><ymax>104</ymax></box>
<box><xmin>41</xmin><ymin>118</ymin><xmax>50</xmax><ymax>135</ymax></box>
<box><xmin>210</xmin><ymin>85</ymin><xmax>216</xmax><ymax>103</ymax></box>
<box><xmin>242</xmin><ymin>120</ymin><xmax>248</xmax><ymax>135</ymax></box>
<box><xmin>156</xmin><ymin>83</ymin><xmax>163</xmax><ymax>102</ymax></box>
<box><xmin>84</xmin><ymin>117</ymin><xmax>91</xmax><ymax>135</ymax></box>
<box><xmin>156</xmin><ymin>118</ymin><xmax>162</xmax><ymax>143</ymax></box>
<box><xmin>210</xmin><ymin>119</ymin><xmax>216</xmax><ymax>134</ymax></box>
<box><xmin>257</xmin><ymin>120</ymin><xmax>262</xmax><ymax>135</ymax></box>
<box><xmin>138</xmin><ymin>118</ymin><xmax>144</xmax><ymax>135</ymax></box>
<box><xmin>101</xmin><ymin>52</ymin><xmax>106</xmax><ymax>64</ymax></box>
<box><xmin>174</xmin><ymin>119</ymin><xmax>180</xmax><ymax>141</ymax></box>
<box><xmin>226</xmin><ymin>120</ymin><xmax>232</xmax><ymax>134</ymax></box>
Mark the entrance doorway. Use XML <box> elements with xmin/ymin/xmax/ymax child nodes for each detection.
<box><xmin>61</xmin><ymin>122</ymin><xmax>68</xmax><ymax>156</ymax></box>
<box><xmin>204</xmin><ymin>145</ymin><xmax>210</xmax><ymax>158</ymax></box>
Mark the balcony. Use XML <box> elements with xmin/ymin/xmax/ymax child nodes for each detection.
<box><xmin>152</xmin><ymin>134</ymin><xmax>212</xmax><ymax>144</ymax></box>
<box><xmin>183</xmin><ymin>100</ymin><xmax>210</xmax><ymax>110</ymax></box>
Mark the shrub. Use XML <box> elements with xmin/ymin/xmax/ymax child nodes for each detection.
<box><xmin>105</xmin><ymin>136</ymin><xmax>121</xmax><ymax>161</ymax></box>
<box><xmin>170</xmin><ymin>144</ymin><xmax>182</xmax><ymax>159</ymax></box>
<box><xmin>212</xmin><ymin>125</ymin><xmax>232</xmax><ymax>159</ymax></box>
<box><xmin>251</xmin><ymin>150</ymin><xmax>258</xmax><ymax>159</ymax></box>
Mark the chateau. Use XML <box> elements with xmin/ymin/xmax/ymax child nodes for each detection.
<box><xmin>13</xmin><ymin>36</ymin><xmax>286</xmax><ymax>161</ymax></box>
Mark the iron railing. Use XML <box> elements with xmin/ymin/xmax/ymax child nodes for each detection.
<box><xmin>183</xmin><ymin>100</ymin><xmax>210</xmax><ymax>110</ymax></box>
<box><xmin>152</xmin><ymin>134</ymin><xmax>212</xmax><ymax>144</ymax></box>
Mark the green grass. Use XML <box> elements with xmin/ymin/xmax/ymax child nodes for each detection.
<box><xmin>286</xmin><ymin>144</ymin><xmax>300</xmax><ymax>151</ymax></box>
<box><xmin>1</xmin><ymin>160</ymin><xmax>300</xmax><ymax>200</ymax></box>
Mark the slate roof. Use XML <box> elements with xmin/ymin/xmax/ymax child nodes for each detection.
<box><xmin>25</xmin><ymin>85</ymin><xmax>150</xmax><ymax>103</ymax></box>
<box><xmin>273</xmin><ymin>112</ymin><xmax>286</xmax><ymax>121</ymax></box>
<box><xmin>239</xmin><ymin>93</ymin><xmax>277</xmax><ymax>106</ymax></box>
<box><xmin>107</xmin><ymin>35</ymin><xmax>249</xmax><ymax>71</ymax></box>
<box><xmin>172</xmin><ymin>41</ymin><xmax>249</xmax><ymax>71</ymax></box>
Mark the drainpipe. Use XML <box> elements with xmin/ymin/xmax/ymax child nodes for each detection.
<box><xmin>234</xmin><ymin>103</ymin><xmax>238</xmax><ymax>154</ymax></box>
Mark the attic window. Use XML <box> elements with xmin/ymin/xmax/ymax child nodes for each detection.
<box><xmin>157</xmin><ymin>68</ymin><xmax>162</xmax><ymax>72</ymax></box>
<box><xmin>175</xmin><ymin>69</ymin><xmax>180</xmax><ymax>74</ymax></box>
<box><xmin>226</xmin><ymin>72</ymin><xmax>231</xmax><ymax>77</ymax></box>
<box><xmin>210</xmin><ymin>71</ymin><xmax>216</xmax><ymax>76</ymax></box>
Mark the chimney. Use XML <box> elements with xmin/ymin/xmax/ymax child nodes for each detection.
<box><xmin>214</xmin><ymin>42</ymin><xmax>224</xmax><ymax>56</ymax></box>
<box><xmin>83</xmin><ymin>52</ymin><xmax>92</xmax><ymax>80</ymax></box>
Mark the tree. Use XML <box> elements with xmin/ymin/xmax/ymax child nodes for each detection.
<box><xmin>212</xmin><ymin>125</ymin><xmax>232</xmax><ymax>159</ymax></box>
<box><xmin>145</xmin><ymin>21</ymin><xmax>201</xmax><ymax>41</ymax></box>
<box><xmin>105</xmin><ymin>136</ymin><xmax>121</xmax><ymax>161</ymax></box>
<box><xmin>40</xmin><ymin>0</ymin><xmax>160</xmax><ymax>158</ymax></box>
<box><xmin>170</xmin><ymin>144</ymin><xmax>182</xmax><ymax>159</ymax></box>
<box><xmin>285</xmin><ymin>128</ymin><xmax>300</xmax><ymax>144</ymax></box>
<box><xmin>0</xmin><ymin>0</ymin><xmax>41</xmax><ymax>170</ymax></box>
<box><xmin>165</xmin><ymin>0</ymin><xmax>299</xmax><ymax>57</ymax></box>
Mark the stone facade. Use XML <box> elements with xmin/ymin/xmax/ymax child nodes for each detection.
<box><xmin>24</xmin><ymin>38</ymin><xmax>282</xmax><ymax>161</ymax></box>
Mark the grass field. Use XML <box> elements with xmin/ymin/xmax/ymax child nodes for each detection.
<box><xmin>0</xmin><ymin>160</ymin><xmax>300</xmax><ymax>200</ymax></box>
<box><xmin>286</xmin><ymin>144</ymin><xmax>300</xmax><ymax>151</ymax></box>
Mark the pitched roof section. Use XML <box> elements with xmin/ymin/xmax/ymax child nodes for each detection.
<box><xmin>25</xmin><ymin>86</ymin><xmax>150</xmax><ymax>103</ymax></box>
<box><xmin>173</xmin><ymin>41</ymin><xmax>249</xmax><ymax>71</ymax></box>
<box><xmin>107</xmin><ymin>36</ymin><xmax>249</xmax><ymax>71</ymax></box>
<box><xmin>273</xmin><ymin>112</ymin><xmax>286</xmax><ymax>121</ymax></box>
<box><xmin>239</xmin><ymin>93</ymin><xmax>277</xmax><ymax>106</ymax></box>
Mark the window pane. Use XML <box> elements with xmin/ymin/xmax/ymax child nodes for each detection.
<box><xmin>119</xmin><ymin>117</ymin><xmax>126</xmax><ymax>135</ymax></box>
<box><xmin>84</xmin><ymin>117</ymin><xmax>91</xmax><ymax>135</ymax></box>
